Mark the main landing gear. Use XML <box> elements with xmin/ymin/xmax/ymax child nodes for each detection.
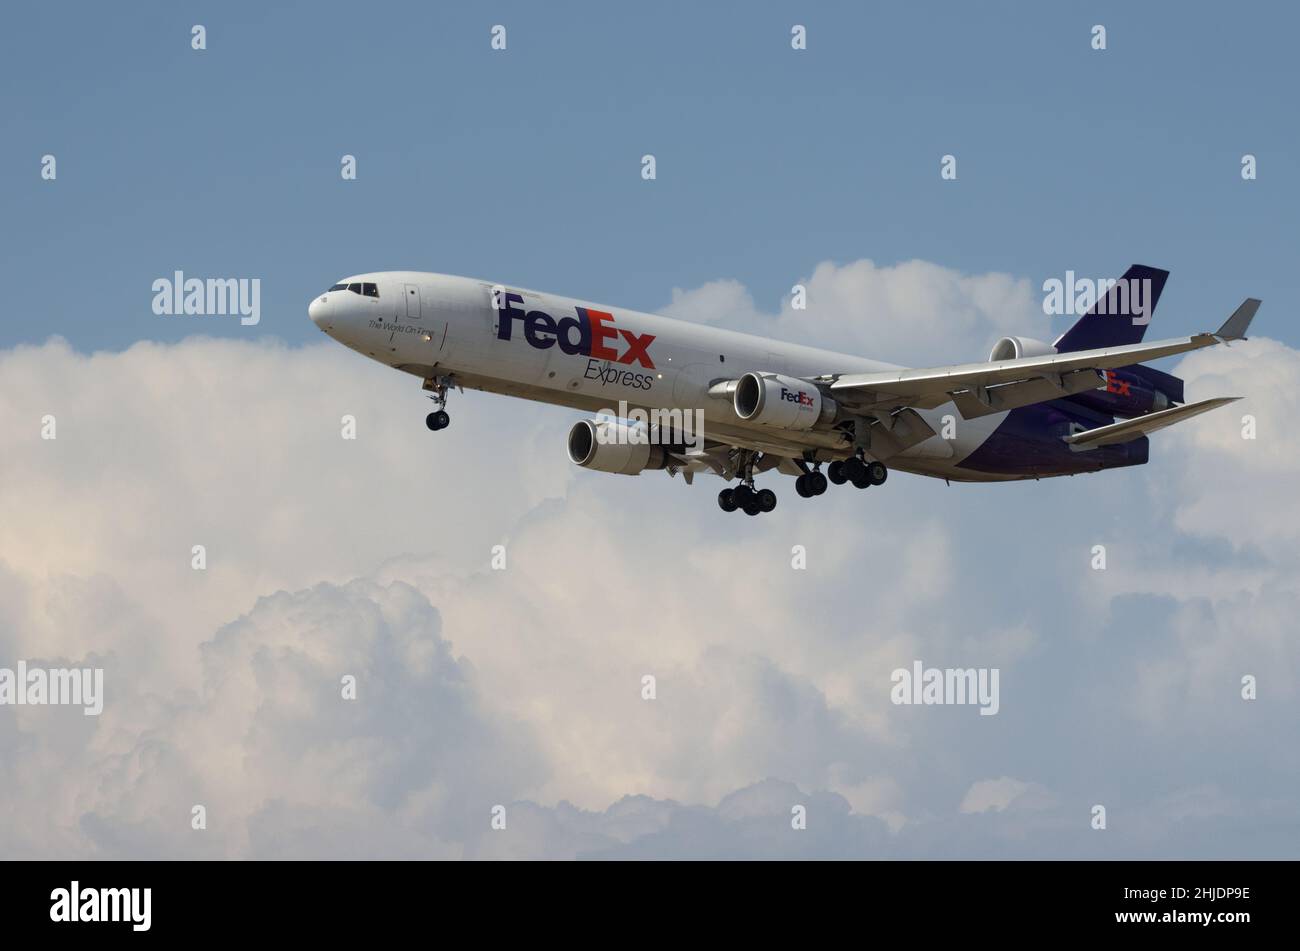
<box><xmin>423</xmin><ymin>375</ymin><xmax>454</xmax><ymax>431</ymax></box>
<box><xmin>718</xmin><ymin>453</ymin><xmax>890</xmax><ymax>513</ymax></box>
<box><xmin>718</xmin><ymin>451</ymin><xmax>777</xmax><ymax>516</ymax></box>
<box><xmin>794</xmin><ymin>468</ymin><xmax>829</xmax><ymax>498</ymax></box>
<box><xmin>826</xmin><ymin>456</ymin><xmax>887</xmax><ymax>490</ymax></box>
<box><xmin>794</xmin><ymin>454</ymin><xmax>885</xmax><ymax>498</ymax></box>
<box><xmin>718</xmin><ymin>484</ymin><xmax>777</xmax><ymax>516</ymax></box>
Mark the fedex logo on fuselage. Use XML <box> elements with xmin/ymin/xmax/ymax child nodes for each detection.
<box><xmin>781</xmin><ymin>387</ymin><xmax>814</xmax><ymax>407</ymax></box>
<box><xmin>496</xmin><ymin>293</ymin><xmax>656</xmax><ymax>369</ymax></box>
<box><xmin>1104</xmin><ymin>370</ymin><xmax>1132</xmax><ymax>396</ymax></box>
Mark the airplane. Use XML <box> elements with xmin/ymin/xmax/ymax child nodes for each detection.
<box><xmin>307</xmin><ymin>265</ymin><xmax>1258</xmax><ymax>516</ymax></box>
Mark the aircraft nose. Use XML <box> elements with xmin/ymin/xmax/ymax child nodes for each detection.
<box><xmin>308</xmin><ymin>295</ymin><xmax>329</xmax><ymax>329</ymax></box>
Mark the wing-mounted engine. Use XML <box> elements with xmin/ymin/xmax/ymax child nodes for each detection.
<box><xmin>733</xmin><ymin>372</ymin><xmax>837</xmax><ymax>429</ymax></box>
<box><xmin>567</xmin><ymin>419</ymin><xmax>668</xmax><ymax>475</ymax></box>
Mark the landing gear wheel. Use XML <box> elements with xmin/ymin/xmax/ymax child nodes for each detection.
<box><xmin>795</xmin><ymin>475</ymin><xmax>812</xmax><ymax>498</ymax></box>
<box><xmin>743</xmin><ymin>500</ymin><xmax>763</xmax><ymax>516</ymax></box>
<box><xmin>867</xmin><ymin>461</ymin><xmax>888</xmax><ymax>485</ymax></box>
<box><xmin>734</xmin><ymin>484</ymin><xmax>755</xmax><ymax>507</ymax></box>
<box><xmin>827</xmin><ymin>461</ymin><xmax>847</xmax><ymax>485</ymax></box>
<box><xmin>810</xmin><ymin>471</ymin><xmax>828</xmax><ymax>495</ymax></box>
<box><xmin>423</xmin><ymin>375</ymin><xmax>456</xmax><ymax>432</ymax></box>
<box><xmin>843</xmin><ymin>457</ymin><xmax>866</xmax><ymax>483</ymax></box>
<box><xmin>851</xmin><ymin>470</ymin><xmax>872</xmax><ymax>489</ymax></box>
<box><xmin>757</xmin><ymin>488</ymin><xmax>777</xmax><ymax>513</ymax></box>
<box><xmin>718</xmin><ymin>488</ymin><xmax>738</xmax><ymax>512</ymax></box>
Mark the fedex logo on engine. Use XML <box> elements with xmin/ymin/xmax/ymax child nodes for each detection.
<box><xmin>496</xmin><ymin>293</ymin><xmax>656</xmax><ymax>369</ymax></box>
<box><xmin>781</xmin><ymin>387</ymin><xmax>815</xmax><ymax>407</ymax></box>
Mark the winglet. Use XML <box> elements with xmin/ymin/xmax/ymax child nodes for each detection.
<box><xmin>1216</xmin><ymin>298</ymin><xmax>1261</xmax><ymax>341</ymax></box>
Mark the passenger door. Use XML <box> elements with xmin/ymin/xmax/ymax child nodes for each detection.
<box><xmin>402</xmin><ymin>283</ymin><xmax>421</xmax><ymax>321</ymax></box>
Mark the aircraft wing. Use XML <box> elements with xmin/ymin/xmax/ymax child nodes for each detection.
<box><xmin>827</xmin><ymin>299</ymin><xmax>1260</xmax><ymax>419</ymax></box>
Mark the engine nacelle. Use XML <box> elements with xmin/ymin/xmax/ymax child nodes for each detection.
<box><xmin>733</xmin><ymin>372</ymin><xmax>835</xmax><ymax>429</ymax></box>
<box><xmin>988</xmin><ymin>336</ymin><xmax>1056</xmax><ymax>362</ymax></box>
<box><xmin>567</xmin><ymin>419</ymin><xmax>667</xmax><ymax>475</ymax></box>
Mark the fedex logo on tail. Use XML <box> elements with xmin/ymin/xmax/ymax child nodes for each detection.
<box><xmin>496</xmin><ymin>293</ymin><xmax>656</xmax><ymax>369</ymax></box>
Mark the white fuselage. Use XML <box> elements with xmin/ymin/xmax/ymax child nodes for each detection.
<box><xmin>308</xmin><ymin>272</ymin><xmax>1011</xmax><ymax>480</ymax></box>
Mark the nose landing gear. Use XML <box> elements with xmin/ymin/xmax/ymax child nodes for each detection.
<box><xmin>423</xmin><ymin>375</ymin><xmax>454</xmax><ymax>431</ymax></box>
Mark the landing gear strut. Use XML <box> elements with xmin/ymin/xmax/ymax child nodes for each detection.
<box><xmin>423</xmin><ymin>375</ymin><xmax>454</xmax><ymax>431</ymax></box>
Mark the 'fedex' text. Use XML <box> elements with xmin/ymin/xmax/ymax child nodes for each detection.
<box><xmin>496</xmin><ymin>294</ymin><xmax>656</xmax><ymax>369</ymax></box>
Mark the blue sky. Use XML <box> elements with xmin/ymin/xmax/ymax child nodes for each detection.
<box><xmin>3</xmin><ymin>1</ymin><xmax>1295</xmax><ymax>353</ymax></box>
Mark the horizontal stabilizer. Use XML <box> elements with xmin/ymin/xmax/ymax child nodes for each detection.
<box><xmin>1064</xmin><ymin>397</ymin><xmax>1239</xmax><ymax>449</ymax></box>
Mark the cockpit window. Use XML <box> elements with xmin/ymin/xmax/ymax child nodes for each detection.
<box><xmin>328</xmin><ymin>283</ymin><xmax>348</xmax><ymax>292</ymax></box>
<box><xmin>328</xmin><ymin>282</ymin><xmax>367</xmax><ymax>295</ymax></box>
<box><xmin>362</xmin><ymin>282</ymin><xmax>378</xmax><ymax>298</ymax></box>
<box><xmin>347</xmin><ymin>282</ymin><xmax>363</xmax><ymax>294</ymax></box>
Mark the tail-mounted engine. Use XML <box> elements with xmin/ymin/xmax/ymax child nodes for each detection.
<box><xmin>988</xmin><ymin>336</ymin><xmax>1056</xmax><ymax>361</ymax></box>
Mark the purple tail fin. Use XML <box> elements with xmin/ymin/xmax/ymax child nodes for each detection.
<box><xmin>1058</xmin><ymin>265</ymin><xmax>1185</xmax><ymax>418</ymax></box>
<box><xmin>1053</xmin><ymin>265</ymin><xmax>1169</xmax><ymax>353</ymax></box>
